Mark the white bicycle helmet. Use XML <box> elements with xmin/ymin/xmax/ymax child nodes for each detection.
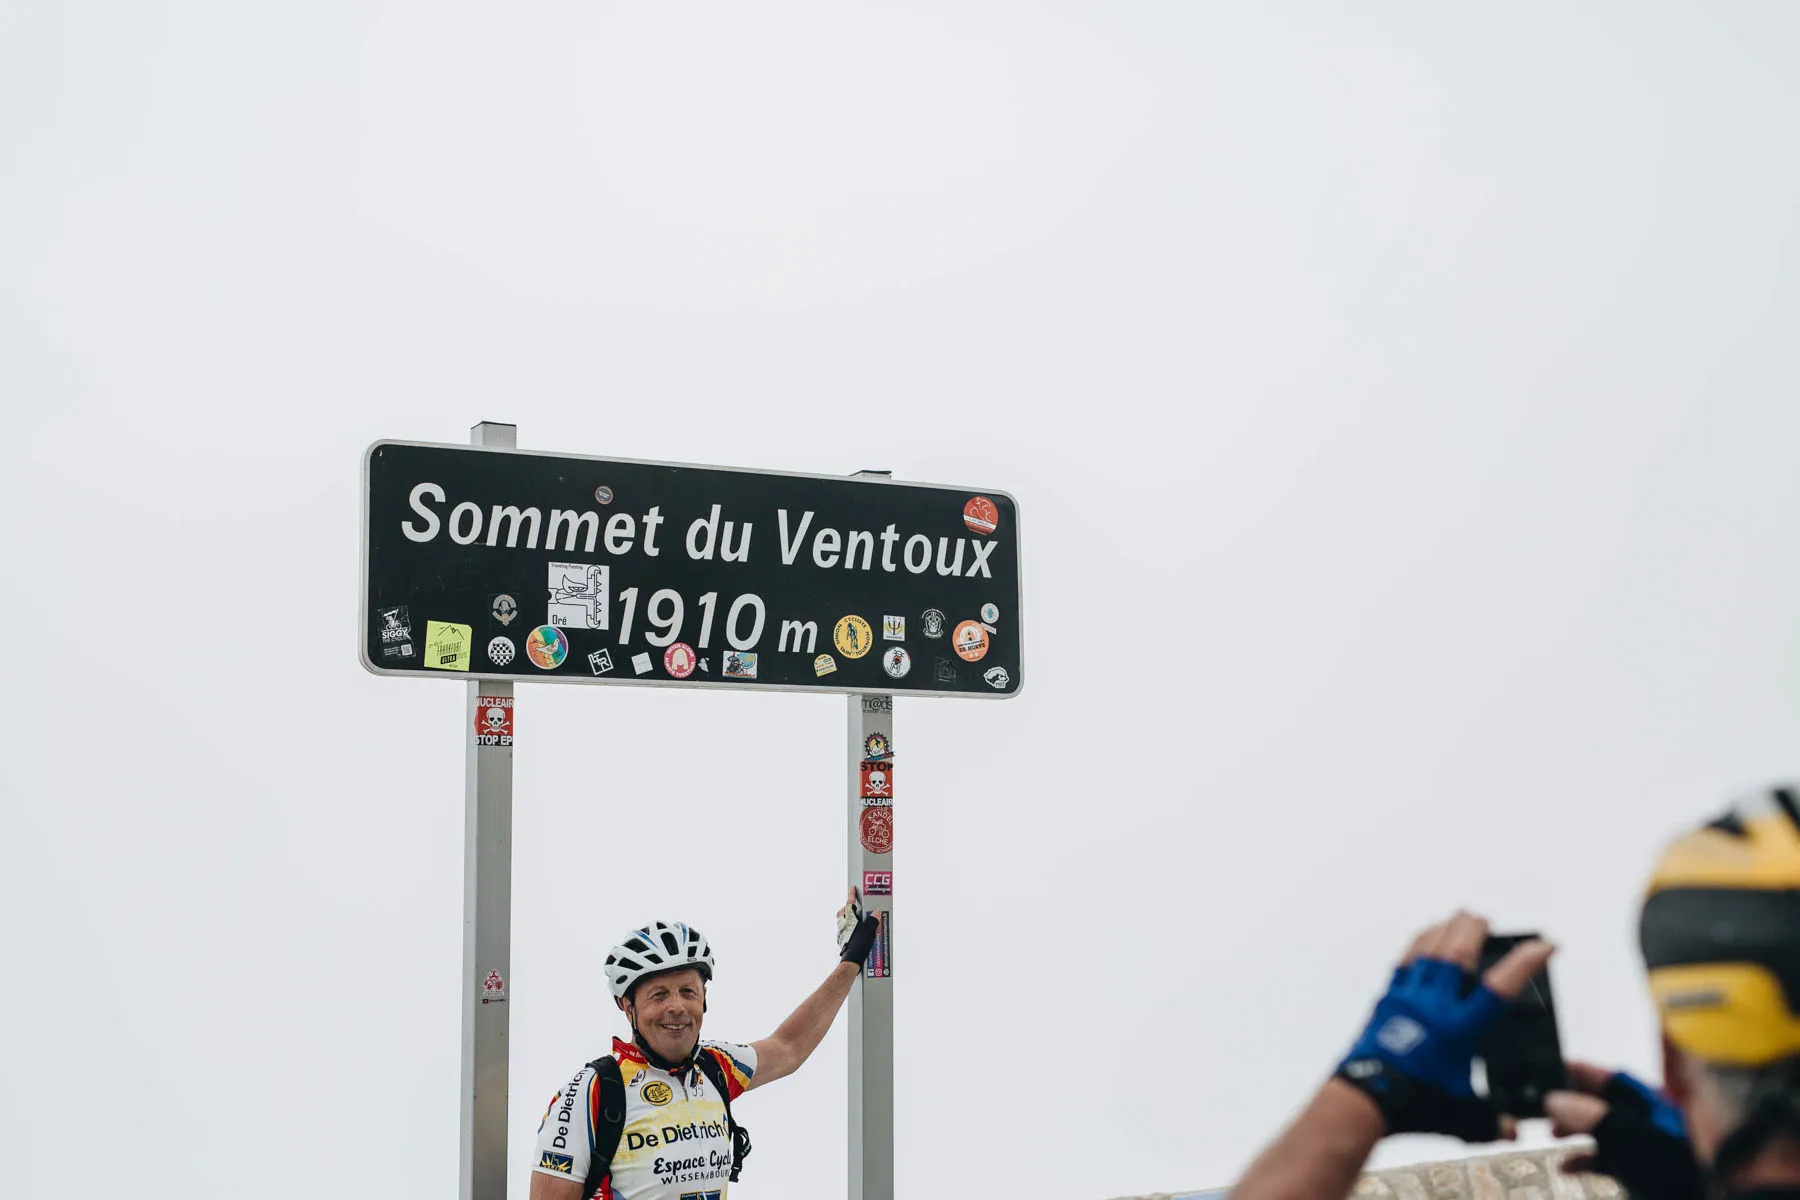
<box><xmin>605</xmin><ymin>921</ymin><xmax>716</xmax><ymax>1001</ymax></box>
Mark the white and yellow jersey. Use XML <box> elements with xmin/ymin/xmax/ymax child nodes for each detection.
<box><xmin>533</xmin><ymin>1036</ymin><xmax>757</xmax><ymax>1199</ymax></box>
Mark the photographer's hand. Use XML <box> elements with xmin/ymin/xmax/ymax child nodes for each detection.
<box><xmin>1546</xmin><ymin>1061</ymin><xmax>1702</xmax><ymax>1200</ymax></box>
<box><xmin>1231</xmin><ymin>912</ymin><xmax>1553</xmax><ymax>1200</ymax></box>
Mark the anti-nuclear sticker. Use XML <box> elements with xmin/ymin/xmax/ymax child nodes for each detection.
<box><xmin>866</xmin><ymin>911</ymin><xmax>891</xmax><ymax>979</ymax></box>
<box><xmin>862</xmin><ymin>870</ymin><xmax>892</xmax><ymax>896</ymax></box>
<box><xmin>474</xmin><ymin>696</ymin><xmax>514</xmax><ymax>747</ymax></box>
<box><xmin>860</xmin><ymin>761</ymin><xmax>894</xmax><ymax>801</ymax></box>
<box><xmin>859</xmin><ymin>806</ymin><xmax>893</xmax><ymax>855</ymax></box>
<box><xmin>424</xmin><ymin>621</ymin><xmax>473</xmax><ymax>671</ymax></box>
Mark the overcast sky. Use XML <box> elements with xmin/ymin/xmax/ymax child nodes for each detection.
<box><xmin>5</xmin><ymin>3</ymin><xmax>1800</xmax><ymax>1198</ymax></box>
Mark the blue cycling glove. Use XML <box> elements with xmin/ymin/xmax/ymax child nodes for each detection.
<box><xmin>1585</xmin><ymin>1072</ymin><xmax>1702</xmax><ymax>1200</ymax></box>
<box><xmin>1333</xmin><ymin>957</ymin><xmax>1508</xmax><ymax>1141</ymax></box>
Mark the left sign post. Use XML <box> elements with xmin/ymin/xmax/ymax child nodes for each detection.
<box><xmin>460</xmin><ymin>422</ymin><xmax>515</xmax><ymax>1200</ymax></box>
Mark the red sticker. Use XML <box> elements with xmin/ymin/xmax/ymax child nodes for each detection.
<box><xmin>664</xmin><ymin>642</ymin><xmax>697</xmax><ymax>679</ymax></box>
<box><xmin>963</xmin><ymin>496</ymin><xmax>998</xmax><ymax>537</ymax></box>
<box><xmin>859</xmin><ymin>806</ymin><xmax>893</xmax><ymax>855</ymax></box>
<box><xmin>481</xmin><ymin>969</ymin><xmax>506</xmax><ymax>1004</ymax></box>
<box><xmin>860</xmin><ymin>761</ymin><xmax>894</xmax><ymax>801</ymax></box>
<box><xmin>862</xmin><ymin>870</ymin><xmax>892</xmax><ymax>896</ymax></box>
<box><xmin>474</xmin><ymin>696</ymin><xmax>514</xmax><ymax>747</ymax></box>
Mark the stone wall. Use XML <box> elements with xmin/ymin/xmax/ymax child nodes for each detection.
<box><xmin>1111</xmin><ymin>1145</ymin><xmax>1621</xmax><ymax>1200</ymax></box>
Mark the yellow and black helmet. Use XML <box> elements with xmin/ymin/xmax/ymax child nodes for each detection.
<box><xmin>1641</xmin><ymin>786</ymin><xmax>1800</xmax><ymax>1068</ymax></box>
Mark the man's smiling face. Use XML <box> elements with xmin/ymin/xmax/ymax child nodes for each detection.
<box><xmin>621</xmin><ymin>967</ymin><xmax>705</xmax><ymax>1061</ymax></box>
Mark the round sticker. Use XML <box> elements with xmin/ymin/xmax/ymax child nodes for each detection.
<box><xmin>859</xmin><ymin>806</ymin><xmax>893</xmax><ymax>855</ymax></box>
<box><xmin>980</xmin><ymin>602</ymin><xmax>999</xmax><ymax>624</ymax></box>
<box><xmin>863</xmin><ymin>732</ymin><xmax>891</xmax><ymax>760</ymax></box>
<box><xmin>664</xmin><ymin>642</ymin><xmax>697</xmax><ymax>679</ymax></box>
<box><xmin>963</xmin><ymin>496</ymin><xmax>999</xmax><ymax>537</ymax></box>
<box><xmin>525</xmin><ymin>625</ymin><xmax>568</xmax><ymax>670</ymax></box>
<box><xmin>487</xmin><ymin>636</ymin><xmax>516</xmax><ymax>667</ymax></box>
<box><xmin>952</xmin><ymin>620</ymin><xmax>990</xmax><ymax>663</ymax></box>
<box><xmin>594</xmin><ymin>486</ymin><xmax>614</xmax><ymax>505</ymax></box>
<box><xmin>921</xmin><ymin>609</ymin><xmax>945</xmax><ymax>639</ymax></box>
<box><xmin>641</xmin><ymin>1080</ymin><xmax>673</xmax><ymax>1106</ymax></box>
<box><xmin>834</xmin><ymin>615</ymin><xmax>873</xmax><ymax>659</ymax></box>
<box><xmin>882</xmin><ymin>646</ymin><xmax>911</xmax><ymax>679</ymax></box>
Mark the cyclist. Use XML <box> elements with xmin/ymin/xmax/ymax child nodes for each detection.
<box><xmin>530</xmin><ymin>895</ymin><xmax>880</xmax><ymax>1199</ymax></box>
<box><xmin>1231</xmin><ymin>784</ymin><xmax>1800</xmax><ymax>1200</ymax></box>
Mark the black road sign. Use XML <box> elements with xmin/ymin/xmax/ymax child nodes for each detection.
<box><xmin>360</xmin><ymin>442</ymin><xmax>1023</xmax><ymax>697</ymax></box>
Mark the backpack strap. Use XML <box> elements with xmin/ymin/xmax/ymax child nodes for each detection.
<box><xmin>580</xmin><ymin>1056</ymin><xmax>628</xmax><ymax>1200</ymax></box>
<box><xmin>695</xmin><ymin>1050</ymin><xmax>752</xmax><ymax>1183</ymax></box>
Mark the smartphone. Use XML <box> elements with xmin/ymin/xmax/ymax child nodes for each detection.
<box><xmin>1475</xmin><ymin>932</ymin><xmax>1566</xmax><ymax>1117</ymax></box>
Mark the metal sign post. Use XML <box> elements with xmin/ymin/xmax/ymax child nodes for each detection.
<box><xmin>461</xmin><ymin>421</ymin><xmax>515</xmax><ymax>1200</ymax></box>
<box><xmin>848</xmin><ymin>689</ymin><xmax>896</xmax><ymax>1200</ymax></box>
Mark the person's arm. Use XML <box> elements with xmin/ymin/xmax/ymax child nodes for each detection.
<box><xmin>1229</xmin><ymin>911</ymin><xmax>1552</xmax><ymax>1200</ymax></box>
<box><xmin>746</xmin><ymin>890</ymin><xmax>882</xmax><ymax>1092</ymax></box>
<box><xmin>748</xmin><ymin>959</ymin><xmax>861</xmax><ymax>1090</ymax></box>
<box><xmin>528</xmin><ymin>1174</ymin><xmax>582</xmax><ymax>1200</ymax></box>
<box><xmin>1232</xmin><ymin>1080</ymin><xmax>1386</xmax><ymax>1200</ymax></box>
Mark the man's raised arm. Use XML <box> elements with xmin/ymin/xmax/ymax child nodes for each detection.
<box><xmin>747</xmin><ymin>890</ymin><xmax>881</xmax><ymax>1090</ymax></box>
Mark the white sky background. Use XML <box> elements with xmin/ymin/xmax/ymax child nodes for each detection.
<box><xmin>3</xmin><ymin>2</ymin><xmax>1799</xmax><ymax>1197</ymax></box>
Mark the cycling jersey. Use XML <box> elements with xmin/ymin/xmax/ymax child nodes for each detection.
<box><xmin>533</xmin><ymin>1037</ymin><xmax>757</xmax><ymax>1199</ymax></box>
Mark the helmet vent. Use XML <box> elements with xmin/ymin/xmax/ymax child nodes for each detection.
<box><xmin>1772</xmin><ymin>788</ymin><xmax>1800</xmax><ymax>837</ymax></box>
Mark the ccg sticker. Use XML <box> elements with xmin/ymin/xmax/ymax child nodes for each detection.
<box><xmin>526</xmin><ymin>625</ymin><xmax>568</xmax><ymax>670</ymax></box>
<box><xmin>490</xmin><ymin>594</ymin><xmax>519</xmax><ymax>626</ymax></box>
<box><xmin>481</xmin><ymin>969</ymin><xmax>507</xmax><ymax>1004</ymax></box>
<box><xmin>860</xmin><ymin>761</ymin><xmax>894</xmax><ymax>801</ymax></box>
<box><xmin>882</xmin><ymin>646</ymin><xmax>911</xmax><ymax>679</ymax></box>
<box><xmin>588</xmin><ymin>648</ymin><xmax>614</xmax><ymax>675</ymax></box>
<box><xmin>859</xmin><ymin>805</ymin><xmax>893</xmax><ymax>855</ymax></box>
<box><xmin>862</xmin><ymin>731</ymin><xmax>892</xmax><ymax>761</ymax></box>
<box><xmin>980</xmin><ymin>602</ymin><xmax>1000</xmax><ymax>624</ymax></box>
<box><xmin>814</xmin><ymin>654</ymin><xmax>838</xmax><ymax>677</ymax></box>
<box><xmin>883</xmin><ymin>615</ymin><xmax>905</xmax><ymax>641</ymax></box>
<box><xmin>862</xmin><ymin>870</ymin><xmax>893</xmax><ymax>897</ymax></box>
<box><xmin>547</xmin><ymin>562</ymin><xmax>609</xmax><ymax>630</ymax></box>
<box><xmin>984</xmin><ymin>666</ymin><xmax>1011</xmax><ymax>689</ymax></box>
<box><xmin>866</xmin><ymin>911</ymin><xmax>891</xmax><ymax>979</ymax></box>
<box><xmin>664</xmin><ymin>642</ymin><xmax>698</xmax><ymax>679</ymax></box>
<box><xmin>632</xmin><ymin>652</ymin><xmax>653</xmax><ymax>675</ymax></box>
<box><xmin>952</xmin><ymin>620</ymin><xmax>990</xmax><ymax>663</ymax></box>
<box><xmin>963</xmin><ymin>495</ymin><xmax>999</xmax><ymax>537</ymax></box>
<box><xmin>424</xmin><ymin>620</ymin><xmax>473</xmax><ymax>671</ymax></box>
<box><xmin>487</xmin><ymin>636</ymin><xmax>515</xmax><ymax>667</ymax></box>
<box><xmin>723</xmin><ymin>650</ymin><xmax>758</xmax><ymax>680</ymax></box>
<box><xmin>834</xmin><ymin>614</ymin><xmax>873</xmax><ymax>659</ymax></box>
<box><xmin>641</xmin><ymin>1080</ymin><xmax>673</xmax><ymax>1107</ymax></box>
<box><xmin>474</xmin><ymin>696</ymin><xmax>514</xmax><ymax>747</ymax></box>
<box><xmin>920</xmin><ymin>609</ymin><xmax>945</xmax><ymax>639</ymax></box>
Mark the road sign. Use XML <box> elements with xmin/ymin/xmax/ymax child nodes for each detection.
<box><xmin>360</xmin><ymin>441</ymin><xmax>1023</xmax><ymax>697</ymax></box>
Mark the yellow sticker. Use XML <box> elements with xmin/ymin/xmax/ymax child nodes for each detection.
<box><xmin>814</xmin><ymin>653</ymin><xmax>838</xmax><ymax>676</ymax></box>
<box><xmin>641</xmin><ymin>1080</ymin><xmax>673</xmax><ymax>1106</ymax></box>
<box><xmin>424</xmin><ymin>621</ymin><xmax>473</xmax><ymax>671</ymax></box>
<box><xmin>833</xmin><ymin>615</ymin><xmax>873</xmax><ymax>659</ymax></box>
